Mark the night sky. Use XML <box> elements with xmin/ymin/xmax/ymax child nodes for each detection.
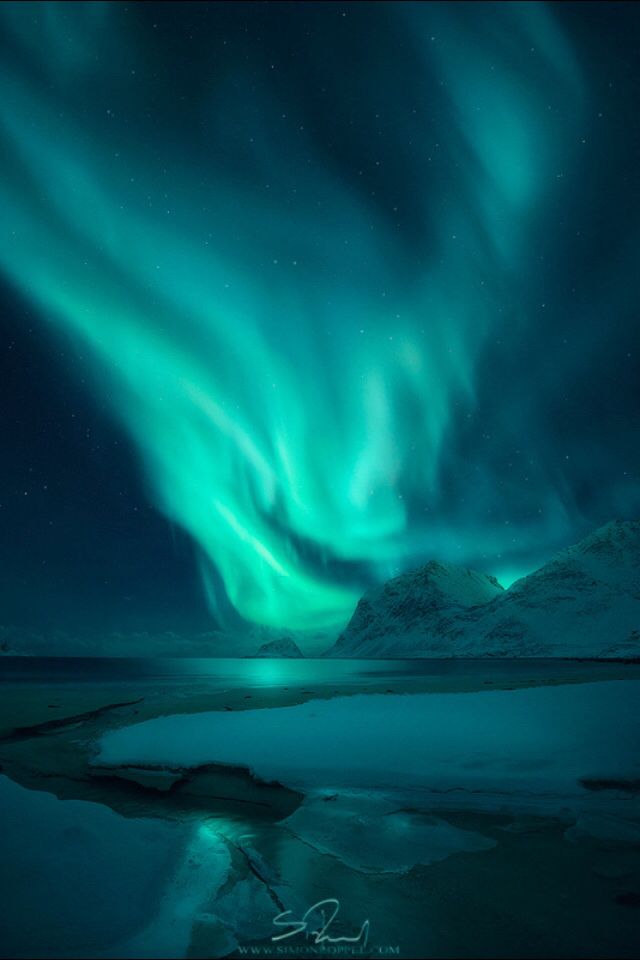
<box><xmin>1</xmin><ymin>2</ymin><xmax>639</xmax><ymax>648</ymax></box>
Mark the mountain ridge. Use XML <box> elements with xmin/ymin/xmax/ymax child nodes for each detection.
<box><xmin>327</xmin><ymin>520</ymin><xmax>640</xmax><ymax>659</ymax></box>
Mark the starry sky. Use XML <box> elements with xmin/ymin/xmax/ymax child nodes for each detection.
<box><xmin>0</xmin><ymin>1</ymin><xmax>639</xmax><ymax>646</ymax></box>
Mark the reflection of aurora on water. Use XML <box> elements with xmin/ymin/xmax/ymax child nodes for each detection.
<box><xmin>0</xmin><ymin>2</ymin><xmax>638</xmax><ymax>631</ymax></box>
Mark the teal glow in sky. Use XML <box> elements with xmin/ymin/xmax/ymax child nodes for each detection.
<box><xmin>0</xmin><ymin>2</ymin><xmax>638</xmax><ymax>633</ymax></box>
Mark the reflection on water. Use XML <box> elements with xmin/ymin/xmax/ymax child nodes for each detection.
<box><xmin>0</xmin><ymin>655</ymin><xmax>635</xmax><ymax>688</ymax></box>
<box><xmin>2</xmin><ymin>656</ymin><xmax>640</xmax><ymax>959</ymax></box>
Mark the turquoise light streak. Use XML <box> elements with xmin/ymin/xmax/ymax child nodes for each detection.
<box><xmin>0</xmin><ymin>3</ymin><xmax>584</xmax><ymax>630</ymax></box>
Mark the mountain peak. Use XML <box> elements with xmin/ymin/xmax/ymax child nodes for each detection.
<box><xmin>251</xmin><ymin>637</ymin><xmax>304</xmax><ymax>658</ymax></box>
<box><xmin>331</xmin><ymin>560</ymin><xmax>504</xmax><ymax>657</ymax></box>
<box><xmin>327</xmin><ymin>520</ymin><xmax>640</xmax><ymax>659</ymax></box>
<box><xmin>572</xmin><ymin>519</ymin><xmax>640</xmax><ymax>555</ymax></box>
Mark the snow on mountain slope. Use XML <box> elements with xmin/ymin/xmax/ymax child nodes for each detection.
<box><xmin>328</xmin><ymin>521</ymin><xmax>640</xmax><ymax>658</ymax></box>
<box><xmin>329</xmin><ymin>560</ymin><xmax>504</xmax><ymax>658</ymax></box>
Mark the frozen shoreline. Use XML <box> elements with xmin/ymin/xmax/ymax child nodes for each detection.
<box><xmin>96</xmin><ymin>680</ymin><xmax>640</xmax><ymax>812</ymax></box>
<box><xmin>1</xmin><ymin>666</ymin><xmax>640</xmax><ymax>958</ymax></box>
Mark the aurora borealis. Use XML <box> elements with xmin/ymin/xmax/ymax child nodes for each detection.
<box><xmin>1</xmin><ymin>2</ymin><xmax>639</xmax><ymax>638</ymax></box>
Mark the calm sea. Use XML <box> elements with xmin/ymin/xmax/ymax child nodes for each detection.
<box><xmin>0</xmin><ymin>655</ymin><xmax>621</xmax><ymax>688</ymax></box>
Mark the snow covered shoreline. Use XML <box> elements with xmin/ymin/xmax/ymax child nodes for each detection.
<box><xmin>95</xmin><ymin>680</ymin><xmax>640</xmax><ymax>815</ymax></box>
<box><xmin>3</xmin><ymin>670</ymin><xmax>640</xmax><ymax>958</ymax></box>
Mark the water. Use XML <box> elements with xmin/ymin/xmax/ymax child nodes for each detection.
<box><xmin>2</xmin><ymin>655</ymin><xmax>640</xmax><ymax>958</ymax></box>
<box><xmin>0</xmin><ymin>655</ymin><xmax>620</xmax><ymax>687</ymax></box>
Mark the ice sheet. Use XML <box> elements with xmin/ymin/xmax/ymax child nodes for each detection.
<box><xmin>0</xmin><ymin>776</ymin><xmax>230</xmax><ymax>959</ymax></box>
<box><xmin>96</xmin><ymin>680</ymin><xmax>640</xmax><ymax>806</ymax></box>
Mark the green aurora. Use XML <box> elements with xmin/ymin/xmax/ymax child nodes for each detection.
<box><xmin>0</xmin><ymin>2</ymin><xmax>638</xmax><ymax>632</ymax></box>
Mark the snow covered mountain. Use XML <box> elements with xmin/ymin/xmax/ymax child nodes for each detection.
<box><xmin>328</xmin><ymin>561</ymin><xmax>504</xmax><ymax>658</ymax></box>
<box><xmin>327</xmin><ymin>521</ymin><xmax>640</xmax><ymax>658</ymax></box>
